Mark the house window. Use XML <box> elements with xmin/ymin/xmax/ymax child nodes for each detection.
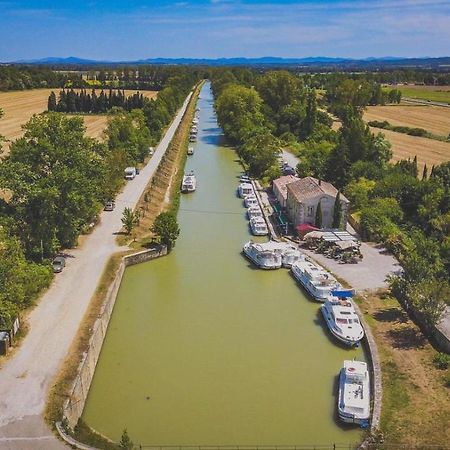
<box><xmin>307</xmin><ymin>206</ymin><xmax>314</xmax><ymax>217</ymax></box>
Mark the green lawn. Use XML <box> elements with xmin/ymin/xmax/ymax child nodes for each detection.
<box><xmin>384</xmin><ymin>86</ymin><xmax>450</xmax><ymax>103</ymax></box>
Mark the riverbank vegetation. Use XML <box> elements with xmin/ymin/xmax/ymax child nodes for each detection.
<box><xmin>0</xmin><ymin>69</ymin><xmax>199</xmax><ymax>342</ymax></box>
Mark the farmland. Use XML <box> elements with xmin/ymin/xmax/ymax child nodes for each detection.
<box><xmin>0</xmin><ymin>88</ymin><xmax>157</xmax><ymax>153</ymax></box>
<box><xmin>384</xmin><ymin>85</ymin><xmax>450</xmax><ymax>103</ymax></box>
<box><xmin>369</xmin><ymin>126</ymin><xmax>450</xmax><ymax>171</ymax></box>
<box><xmin>364</xmin><ymin>105</ymin><xmax>450</xmax><ymax>137</ymax></box>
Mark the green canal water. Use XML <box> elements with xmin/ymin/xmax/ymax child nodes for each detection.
<box><xmin>83</xmin><ymin>82</ymin><xmax>365</xmax><ymax>447</ymax></box>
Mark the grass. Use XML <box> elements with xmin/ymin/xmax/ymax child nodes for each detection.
<box><xmin>385</xmin><ymin>85</ymin><xmax>450</xmax><ymax>104</ymax></box>
<box><xmin>359</xmin><ymin>292</ymin><xmax>450</xmax><ymax>448</ymax></box>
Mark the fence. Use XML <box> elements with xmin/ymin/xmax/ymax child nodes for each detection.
<box><xmin>62</xmin><ymin>245</ymin><xmax>167</xmax><ymax>429</ymax></box>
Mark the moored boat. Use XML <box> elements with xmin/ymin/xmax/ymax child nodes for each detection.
<box><xmin>338</xmin><ymin>360</ymin><xmax>370</xmax><ymax>427</ymax></box>
<box><xmin>242</xmin><ymin>241</ymin><xmax>283</xmax><ymax>269</ymax></box>
<box><xmin>238</xmin><ymin>182</ymin><xmax>254</xmax><ymax>198</ymax></box>
<box><xmin>291</xmin><ymin>258</ymin><xmax>341</xmax><ymax>301</ymax></box>
<box><xmin>244</xmin><ymin>195</ymin><xmax>258</xmax><ymax>208</ymax></box>
<box><xmin>187</xmin><ymin>146</ymin><xmax>194</xmax><ymax>155</ymax></box>
<box><xmin>249</xmin><ymin>217</ymin><xmax>268</xmax><ymax>236</ymax></box>
<box><xmin>321</xmin><ymin>294</ymin><xmax>364</xmax><ymax>346</ymax></box>
<box><xmin>181</xmin><ymin>171</ymin><xmax>196</xmax><ymax>193</ymax></box>
<box><xmin>247</xmin><ymin>206</ymin><xmax>263</xmax><ymax>219</ymax></box>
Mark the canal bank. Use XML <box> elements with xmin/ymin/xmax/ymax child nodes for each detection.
<box><xmin>82</xmin><ymin>83</ymin><xmax>365</xmax><ymax>447</ymax></box>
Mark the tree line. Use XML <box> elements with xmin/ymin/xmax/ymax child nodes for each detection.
<box><xmin>0</xmin><ymin>70</ymin><xmax>199</xmax><ymax>329</ymax></box>
<box><xmin>211</xmin><ymin>67</ymin><xmax>449</xmax><ymax>343</ymax></box>
<box><xmin>48</xmin><ymin>89</ymin><xmax>147</xmax><ymax>114</ymax></box>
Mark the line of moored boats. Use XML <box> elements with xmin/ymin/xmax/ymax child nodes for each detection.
<box><xmin>243</xmin><ymin>239</ymin><xmax>370</xmax><ymax>426</ymax></box>
<box><xmin>181</xmin><ymin>116</ymin><xmax>199</xmax><ymax>193</ymax></box>
<box><xmin>237</xmin><ymin>177</ymin><xmax>269</xmax><ymax>236</ymax></box>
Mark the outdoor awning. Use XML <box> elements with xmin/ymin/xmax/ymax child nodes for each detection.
<box><xmin>335</xmin><ymin>240</ymin><xmax>359</xmax><ymax>250</ymax></box>
<box><xmin>297</xmin><ymin>223</ymin><xmax>319</xmax><ymax>234</ymax></box>
<box><xmin>303</xmin><ymin>230</ymin><xmax>324</xmax><ymax>239</ymax></box>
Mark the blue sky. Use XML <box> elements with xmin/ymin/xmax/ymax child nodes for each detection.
<box><xmin>0</xmin><ymin>0</ymin><xmax>449</xmax><ymax>61</ymax></box>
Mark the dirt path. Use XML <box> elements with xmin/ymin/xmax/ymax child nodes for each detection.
<box><xmin>0</xmin><ymin>92</ymin><xmax>192</xmax><ymax>449</ymax></box>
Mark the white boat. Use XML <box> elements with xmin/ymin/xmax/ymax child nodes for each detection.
<box><xmin>244</xmin><ymin>195</ymin><xmax>258</xmax><ymax>208</ymax></box>
<box><xmin>189</xmin><ymin>134</ymin><xmax>197</xmax><ymax>142</ymax></box>
<box><xmin>338</xmin><ymin>360</ymin><xmax>371</xmax><ymax>426</ymax></box>
<box><xmin>291</xmin><ymin>258</ymin><xmax>341</xmax><ymax>301</ymax></box>
<box><xmin>243</xmin><ymin>240</ymin><xmax>302</xmax><ymax>269</ymax></box>
<box><xmin>321</xmin><ymin>296</ymin><xmax>364</xmax><ymax>346</ymax></box>
<box><xmin>250</xmin><ymin>217</ymin><xmax>268</xmax><ymax>236</ymax></box>
<box><xmin>192</xmin><ymin>117</ymin><xmax>199</xmax><ymax>124</ymax></box>
<box><xmin>240</xmin><ymin>174</ymin><xmax>251</xmax><ymax>183</ymax></box>
<box><xmin>238</xmin><ymin>182</ymin><xmax>254</xmax><ymax>198</ymax></box>
<box><xmin>191</xmin><ymin>126</ymin><xmax>198</xmax><ymax>134</ymax></box>
<box><xmin>242</xmin><ymin>241</ymin><xmax>283</xmax><ymax>269</ymax></box>
<box><xmin>247</xmin><ymin>206</ymin><xmax>263</xmax><ymax>219</ymax></box>
<box><xmin>187</xmin><ymin>146</ymin><xmax>194</xmax><ymax>155</ymax></box>
<box><xmin>281</xmin><ymin>247</ymin><xmax>303</xmax><ymax>268</ymax></box>
<box><xmin>181</xmin><ymin>171</ymin><xmax>196</xmax><ymax>193</ymax></box>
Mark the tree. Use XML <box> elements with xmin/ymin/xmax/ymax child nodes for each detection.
<box><xmin>315</xmin><ymin>201</ymin><xmax>323</xmax><ymax>228</ymax></box>
<box><xmin>422</xmin><ymin>164</ymin><xmax>428</xmax><ymax>180</ymax></box>
<box><xmin>121</xmin><ymin>207</ymin><xmax>139</xmax><ymax>235</ymax></box>
<box><xmin>409</xmin><ymin>279</ymin><xmax>450</xmax><ymax>331</ymax></box>
<box><xmin>151</xmin><ymin>212</ymin><xmax>180</xmax><ymax>250</ymax></box>
<box><xmin>215</xmin><ymin>84</ymin><xmax>265</xmax><ymax>144</ymax></box>
<box><xmin>119</xmin><ymin>429</ymin><xmax>134</xmax><ymax>450</ymax></box>
<box><xmin>332</xmin><ymin>191</ymin><xmax>343</xmax><ymax>229</ymax></box>
<box><xmin>301</xmin><ymin>89</ymin><xmax>317</xmax><ymax>139</ymax></box>
<box><xmin>238</xmin><ymin>130</ymin><xmax>280</xmax><ymax>178</ymax></box>
<box><xmin>0</xmin><ymin>113</ymin><xmax>108</xmax><ymax>259</ymax></box>
<box><xmin>47</xmin><ymin>91</ymin><xmax>57</xmax><ymax>111</ymax></box>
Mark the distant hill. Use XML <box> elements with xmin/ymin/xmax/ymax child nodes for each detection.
<box><xmin>9</xmin><ymin>56</ymin><xmax>450</xmax><ymax>68</ymax></box>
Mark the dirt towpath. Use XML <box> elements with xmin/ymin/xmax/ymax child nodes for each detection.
<box><xmin>0</xmin><ymin>93</ymin><xmax>192</xmax><ymax>450</ymax></box>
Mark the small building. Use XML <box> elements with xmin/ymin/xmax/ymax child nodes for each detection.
<box><xmin>272</xmin><ymin>175</ymin><xmax>298</xmax><ymax>208</ymax></box>
<box><xmin>286</xmin><ymin>177</ymin><xmax>349</xmax><ymax>229</ymax></box>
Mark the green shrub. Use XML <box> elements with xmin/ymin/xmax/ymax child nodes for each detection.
<box><xmin>433</xmin><ymin>352</ymin><xmax>450</xmax><ymax>370</ymax></box>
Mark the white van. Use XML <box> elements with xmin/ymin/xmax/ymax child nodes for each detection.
<box><xmin>124</xmin><ymin>167</ymin><xmax>137</xmax><ymax>180</ymax></box>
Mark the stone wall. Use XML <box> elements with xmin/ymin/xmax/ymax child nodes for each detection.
<box><xmin>62</xmin><ymin>245</ymin><xmax>167</xmax><ymax>429</ymax></box>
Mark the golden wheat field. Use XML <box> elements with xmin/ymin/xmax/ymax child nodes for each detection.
<box><xmin>370</xmin><ymin>127</ymin><xmax>450</xmax><ymax>171</ymax></box>
<box><xmin>0</xmin><ymin>88</ymin><xmax>157</xmax><ymax>153</ymax></box>
<box><xmin>364</xmin><ymin>105</ymin><xmax>450</xmax><ymax>137</ymax></box>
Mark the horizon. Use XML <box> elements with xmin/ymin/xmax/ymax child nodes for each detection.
<box><xmin>1</xmin><ymin>0</ymin><xmax>449</xmax><ymax>61</ymax></box>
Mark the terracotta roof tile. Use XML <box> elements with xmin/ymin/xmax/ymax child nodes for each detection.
<box><xmin>286</xmin><ymin>177</ymin><xmax>349</xmax><ymax>203</ymax></box>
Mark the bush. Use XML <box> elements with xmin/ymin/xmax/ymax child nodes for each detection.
<box><xmin>433</xmin><ymin>352</ymin><xmax>450</xmax><ymax>370</ymax></box>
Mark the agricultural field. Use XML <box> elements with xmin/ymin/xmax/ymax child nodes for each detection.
<box><xmin>370</xmin><ymin>126</ymin><xmax>450</xmax><ymax>172</ymax></box>
<box><xmin>384</xmin><ymin>85</ymin><xmax>450</xmax><ymax>103</ymax></box>
<box><xmin>0</xmin><ymin>88</ymin><xmax>157</xmax><ymax>153</ymax></box>
<box><xmin>364</xmin><ymin>105</ymin><xmax>450</xmax><ymax>137</ymax></box>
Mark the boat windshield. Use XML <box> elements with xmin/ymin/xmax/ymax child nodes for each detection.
<box><xmin>336</xmin><ymin>318</ymin><xmax>348</xmax><ymax>324</ymax></box>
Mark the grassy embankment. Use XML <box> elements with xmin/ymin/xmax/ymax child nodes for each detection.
<box><xmin>117</xmin><ymin>81</ymin><xmax>204</xmax><ymax>247</ymax></box>
<box><xmin>357</xmin><ymin>292</ymin><xmax>450</xmax><ymax>448</ymax></box>
<box><xmin>45</xmin><ymin>83</ymin><xmax>203</xmax><ymax>449</ymax></box>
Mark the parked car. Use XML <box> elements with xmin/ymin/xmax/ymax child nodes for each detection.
<box><xmin>124</xmin><ymin>167</ymin><xmax>136</xmax><ymax>180</ymax></box>
<box><xmin>52</xmin><ymin>256</ymin><xmax>66</xmax><ymax>273</ymax></box>
<box><xmin>104</xmin><ymin>201</ymin><xmax>115</xmax><ymax>211</ymax></box>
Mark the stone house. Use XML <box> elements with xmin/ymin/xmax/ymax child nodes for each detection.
<box><xmin>285</xmin><ymin>177</ymin><xmax>349</xmax><ymax>229</ymax></box>
<box><xmin>272</xmin><ymin>175</ymin><xmax>298</xmax><ymax>208</ymax></box>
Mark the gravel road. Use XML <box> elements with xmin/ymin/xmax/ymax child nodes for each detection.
<box><xmin>0</xmin><ymin>93</ymin><xmax>192</xmax><ymax>449</ymax></box>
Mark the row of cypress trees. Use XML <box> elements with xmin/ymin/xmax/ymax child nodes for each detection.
<box><xmin>47</xmin><ymin>89</ymin><xmax>146</xmax><ymax>113</ymax></box>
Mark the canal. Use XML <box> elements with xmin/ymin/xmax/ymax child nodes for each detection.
<box><xmin>83</xmin><ymin>82</ymin><xmax>365</xmax><ymax>447</ymax></box>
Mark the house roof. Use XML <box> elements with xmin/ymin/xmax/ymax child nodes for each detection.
<box><xmin>273</xmin><ymin>175</ymin><xmax>298</xmax><ymax>198</ymax></box>
<box><xmin>286</xmin><ymin>177</ymin><xmax>349</xmax><ymax>203</ymax></box>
